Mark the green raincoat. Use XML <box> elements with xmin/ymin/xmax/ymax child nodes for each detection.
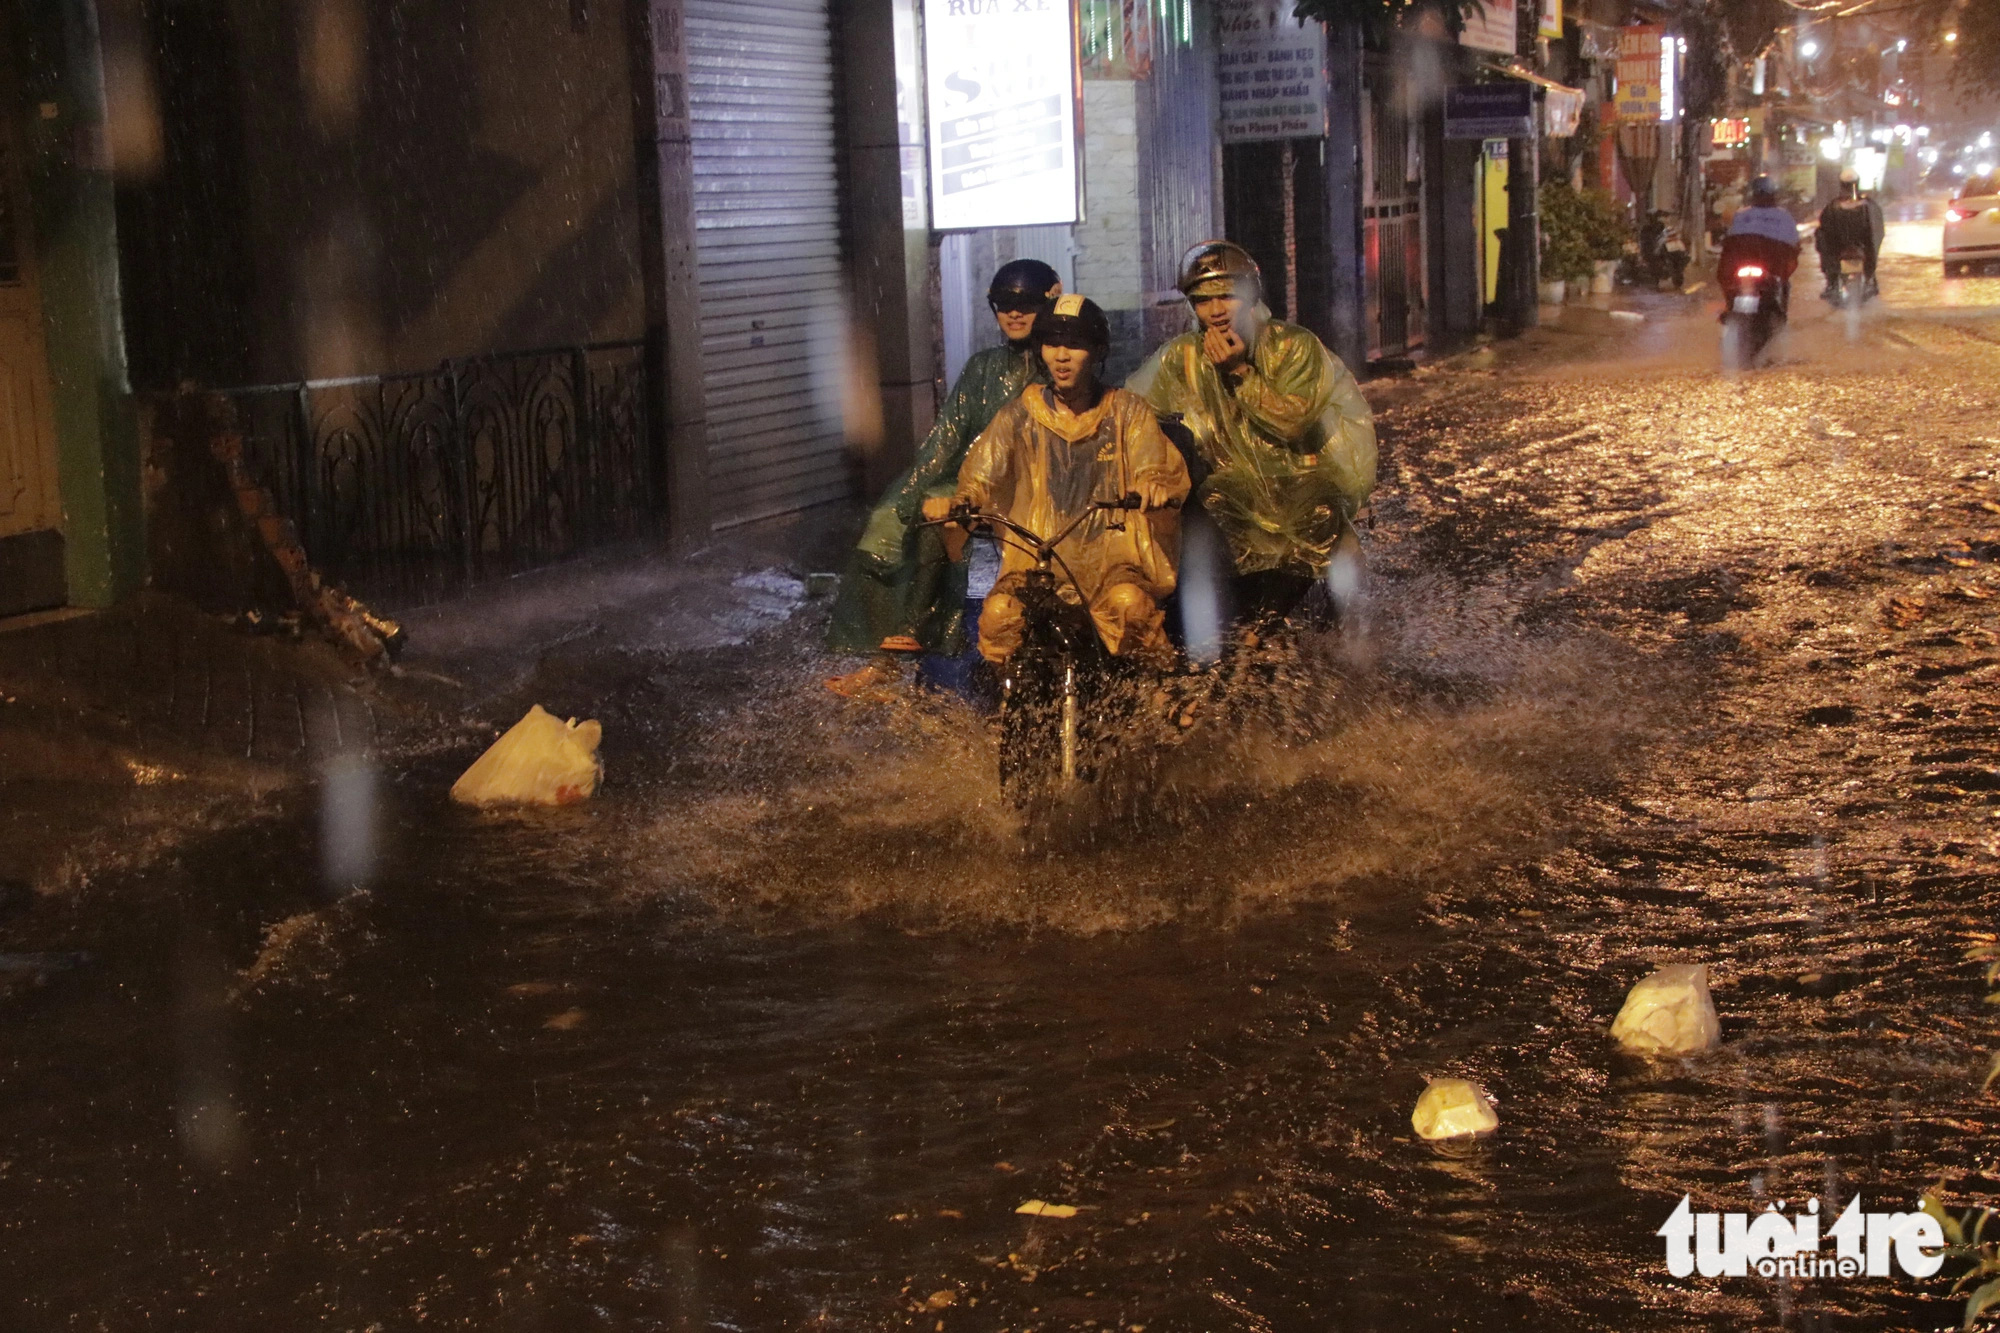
<box><xmin>827</xmin><ymin>342</ymin><xmax>1046</xmax><ymax>653</ymax></box>
<box><xmin>1126</xmin><ymin>318</ymin><xmax>1376</xmax><ymax>577</ymax></box>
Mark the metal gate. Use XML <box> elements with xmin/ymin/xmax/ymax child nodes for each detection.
<box><xmin>1361</xmin><ymin>70</ymin><xmax>1427</xmax><ymax>361</ymax></box>
<box><xmin>686</xmin><ymin>0</ymin><xmax>851</xmax><ymax>529</ymax></box>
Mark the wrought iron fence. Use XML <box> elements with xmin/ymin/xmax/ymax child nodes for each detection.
<box><xmin>214</xmin><ymin>340</ymin><xmax>656</xmax><ymax>606</ymax></box>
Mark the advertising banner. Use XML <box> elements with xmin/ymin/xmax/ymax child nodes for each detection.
<box><xmin>923</xmin><ymin>0</ymin><xmax>1081</xmax><ymax>231</ymax></box>
<box><xmin>1216</xmin><ymin>0</ymin><xmax>1327</xmax><ymax>143</ymax></box>
<box><xmin>1615</xmin><ymin>24</ymin><xmax>1663</xmax><ymax>123</ymax></box>
<box><xmin>1539</xmin><ymin>0</ymin><xmax>1563</xmax><ymax>41</ymax></box>
<box><xmin>1459</xmin><ymin>0</ymin><xmax>1519</xmax><ymax>56</ymax></box>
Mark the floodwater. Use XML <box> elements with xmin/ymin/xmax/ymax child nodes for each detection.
<box><xmin>6</xmin><ymin>254</ymin><xmax>2000</xmax><ymax>1331</ymax></box>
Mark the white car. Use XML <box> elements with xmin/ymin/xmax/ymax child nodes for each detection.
<box><xmin>1944</xmin><ymin>173</ymin><xmax>2000</xmax><ymax>277</ymax></box>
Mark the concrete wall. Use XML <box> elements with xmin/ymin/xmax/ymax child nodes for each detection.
<box><xmin>1073</xmin><ymin>79</ymin><xmax>1144</xmax><ymax>379</ymax></box>
<box><xmin>120</xmin><ymin>0</ymin><xmax>647</xmax><ymax>389</ymax></box>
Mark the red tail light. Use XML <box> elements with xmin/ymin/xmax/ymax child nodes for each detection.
<box><xmin>1736</xmin><ymin>265</ymin><xmax>1766</xmax><ymax>279</ymax></box>
<box><xmin>1947</xmin><ymin>206</ymin><xmax>1983</xmax><ymax>222</ymax></box>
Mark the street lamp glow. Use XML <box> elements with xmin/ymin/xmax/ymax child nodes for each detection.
<box><xmin>1820</xmin><ymin>137</ymin><xmax>1842</xmax><ymax>161</ymax></box>
<box><xmin>1800</xmin><ymin>39</ymin><xmax>1820</xmax><ymax>58</ymax></box>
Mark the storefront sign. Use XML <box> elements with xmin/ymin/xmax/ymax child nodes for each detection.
<box><xmin>1711</xmin><ymin>117</ymin><xmax>1750</xmax><ymax>149</ymax></box>
<box><xmin>923</xmin><ymin>0</ymin><xmax>1081</xmax><ymax>231</ymax></box>
<box><xmin>1445</xmin><ymin>83</ymin><xmax>1534</xmax><ymax>139</ymax></box>
<box><xmin>1615</xmin><ymin>25</ymin><xmax>1663</xmax><ymax>123</ymax></box>
<box><xmin>1216</xmin><ymin>0</ymin><xmax>1327</xmax><ymax>143</ymax></box>
<box><xmin>1459</xmin><ymin>0</ymin><xmax>1519</xmax><ymax>56</ymax></box>
<box><xmin>1539</xmin><ymin>0</ymin><xmax>1563</xmax><ymax>41</ymax></box>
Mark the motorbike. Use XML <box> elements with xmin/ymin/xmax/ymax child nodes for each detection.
<box><xmin>1623</xmin><ymin>212</ymin><xmax>1690</xmax><ymax>290</ymax></box>
<box><xmin>926</xmin><ymin>494</ymin><xmax>1164</xmax><ymax>807</ymax></box>
<box><xmin>1718</xmin><ymin>256</ymin><xmax>1788</xmax><ymax>363</ymax></box>
<box><xmin>1824</xmin><ymin>244</ymin><xmax>1877</xmax><ymax>307</ymax></box>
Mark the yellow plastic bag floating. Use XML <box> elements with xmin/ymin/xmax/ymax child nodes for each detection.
<box><xmin>1410</xmin><ymin>1077</ymin><xmax>1499</xmax><ymax>1141</ymax></box>
<box><xmin>1610</xmin><ymin>963</ymin><xmax>1720</xmax><ymax>1056</ymax></box>
<box><xmin>450</xmin><ymin>705</ymin><xmax>603</xmax><ymax>807</ymax></box>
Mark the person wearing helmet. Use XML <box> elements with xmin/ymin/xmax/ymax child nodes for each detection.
<box><xmin>1728</xmin><ymin>176</ymin><xmax>1801</xmax><ymax>247</ymax></box>
<box><xmin>1720</xmin><ymin>176</ymin><xmax>1802</xmax><ymax>313</ymax></box>
<box><xmin>1815</xmin><ymin>167</ymin><xmax>1883</xmax><ymax>301</ymax></box>
<box><xmin>929</xmin><ymin>294</ymin><xmax>1190</xmax><ymax>666</ymax></box>
<box><xmin>1126</xmin><ymin>240</ymin><xmax>1377</xmax><ymax>631</ymax></box>
<box><xmin>826</xmin><ymin>259</ymin><xmax>1061</xmax><ymax>694</ymax></box>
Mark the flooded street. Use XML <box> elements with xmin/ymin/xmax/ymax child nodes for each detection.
<box><xmin>8</xmin><ymin>257</ymin><xmax>2000</xmax><ymax>1332</ymax></box>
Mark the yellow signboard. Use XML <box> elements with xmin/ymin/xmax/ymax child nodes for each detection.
<box><xmin>1615</xmin><ymin>25</ymin><xmax>1663</xmax><ymax>123</ymax></box>
<box><xmin>1539</xmin><ymin>0</ymin><xmax>1563</xmax><ymax>41</ymax></box>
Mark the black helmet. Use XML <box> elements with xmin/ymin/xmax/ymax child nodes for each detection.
<box><xmin>1036</xmin><ymin>294</ymin><xmax>1111</xmax><ymax>360</ymax></box>
<box><xmin>988</xmin><ymin>259</ymin><xmax>1061</xmax><ymax>311</ymax></box>
<box><xmin>1749</xmin><ymin>175</ymin><xmax>1779</xmax><ymax>206</ymax></box>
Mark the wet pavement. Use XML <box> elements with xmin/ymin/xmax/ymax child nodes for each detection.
<box><xmin>5</xmin><ymin>251</ymin><xmax>2000</xmax><ymax>1331</ymax></box>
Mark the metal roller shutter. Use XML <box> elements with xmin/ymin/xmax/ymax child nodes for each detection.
<box><xmin>686</xmin><ymin>0</ymin><xmax>852</xmax><ymax>529</ymax></box>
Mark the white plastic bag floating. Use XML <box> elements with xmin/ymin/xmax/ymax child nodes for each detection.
<box><xmin>450</xmin><ymin>705</ymin><xmax>603</xmax><ymax>807</ymax></box>
<box><xmin>1610</xmin><ymin>963</ymin><xmax>1721</xmax><ymax>1056</ymax></box>
<box><xmin>1411</xmin><ymin>1077</ymin><xmax>1499</xmax><ymax>1141</ymax></box>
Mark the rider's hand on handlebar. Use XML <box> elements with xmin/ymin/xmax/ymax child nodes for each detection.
<box><xmin>920</xmin><ymin>496</ymin><xmax>956</xmax><ymax>522</ymax></box>
<box><xmin>1135</xmin><ymin>480</ymin><xmax>1181</xmax><ymax>511</ymax></box>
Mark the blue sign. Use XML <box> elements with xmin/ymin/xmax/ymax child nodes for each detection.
<box><xmin>1445</xmin><ymin>83</ymin><xmax>1535</xmax><ymax>140</ymax></box>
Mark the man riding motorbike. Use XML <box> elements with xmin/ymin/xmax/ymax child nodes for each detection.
<box><xmin>1125</xmin><ymin>240</ymin><xmax>1376</xmax><ymax>633</ymax></box>
<box><xmin>1816</xmin><ymin>167</ymin><xmax>1884</xmax><ymax>302</ymax></box>
<box><xmin>1720</xmin><ymin>175</ymin><xmax>1801</xmax><ymax>313</ymax></box>
<box><xmin>926</xmin><ymin>295</ymin><xmax>1190</xmax><ymax>667</ymax></box>
<box><xmin>826</xmin><ymin>259</ymin><xmax>1060</xmax><ymax>694</ymax></box>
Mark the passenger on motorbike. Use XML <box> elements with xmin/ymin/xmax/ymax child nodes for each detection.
<box><xmin>825</xmin><ymin>260</ymin><xmax>1062</xmax><ymax>695</ymax></box>
<box><xmin>925</xmin><ymin>295</ymin><xmax>1190</xmax><ymax>667</ymax></box>
<box><xmin>1815</xmin><ymin>168</ymin><xmax>1884</xmax><ymax>301</ymax></box>
<box><xmin>1720</xmin><ymin>176</ymin><xmax>1801</xmax><ymax>313</ymax></box>
<box><xmin>1126</xmin><ymin>241</ymin><xmax>1376</xmax><ymax>632</ymax></box>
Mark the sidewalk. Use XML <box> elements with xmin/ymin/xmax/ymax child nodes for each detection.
<box><xmin>0</xmin><ymin>504</ymin><xmax>857</xmax><ymax>897</ymax></box>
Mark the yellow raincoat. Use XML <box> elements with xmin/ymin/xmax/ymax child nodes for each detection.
<box><xmin>1126</xmin><ymin>318</ymin><xmax>1376</xmax><ymax>577</ymax></box>
<box><xmin>954</xmin><ymin>385</ymin><xmax>1190</xmax><ymax>664</ymax></box>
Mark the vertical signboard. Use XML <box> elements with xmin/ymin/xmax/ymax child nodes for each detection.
<box><xmin>1538</xmin><ymin>0</ymin><xmax>1563</xmax><ymax>41</ymax></box>
<box><xmin>923</xmin><ymin>0</ymin><xmax>1081</xmax><ymax>231</ymax></box>
<box><xmin>1458</xmin><ymin>0</ymin><xmax>1519</xmax><ymax>56</ymax></box>
<box><xmin>1614</xmin><ymin>25</ymin><xmax>1663</xmax><ymax>122</ymax></box>
<box><xmin>1216</xmin><ymin>0</ymin><xmax>1328</xmax><ymax>142</ymax></box>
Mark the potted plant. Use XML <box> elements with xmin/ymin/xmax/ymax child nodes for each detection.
<box><xmin>1580</xmin><ymin>187</ymin><xmax>1633</xmax><ymax>293</ymax></box>
<box><xmin>1538</xmin><ymin>180</ymin><xmax>1597</xmax><ymax>302</ymax></box>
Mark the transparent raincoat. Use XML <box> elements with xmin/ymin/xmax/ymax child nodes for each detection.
<box><xmin>954</xmin><ymin>385</ymin><xmax>1190</xmax><ymax>661</ymax></box>
<box><xmin>1126</xmin><ymin>317</ymin><xmax>1376</xmax><ymax>577</ymax></box>
<box><xmin>827</xmin><ymin>342</ymin><xmax>1046</xmax><ymax>653</ymax></box>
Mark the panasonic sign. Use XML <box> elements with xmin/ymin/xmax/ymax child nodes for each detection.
<box><xmin>923</xmin><ymin>0</ymin><xmax>1082</xmax><ymax>231</ymax></box>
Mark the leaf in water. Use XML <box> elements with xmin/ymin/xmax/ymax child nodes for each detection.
<box><xmin>1963</xmin><ymin>1275</ymin><xmax>2000</xmax><ymax>1329</ymax></box>
<box><xmin>1926</xmin><ymin>1195</ymin><xmax>1967</xmax><ymax>1248</ymax></box>
<box><xmin>543</xmin><ymin>1007</ymin><xmax>587</xmax><ymax>1031</ymax></box>
<box><xmin>1014</xmin><ymin>1199</ymin><xmax>1077</xmax><ymax>1218</ymax></box>
<box><xmin>1985</xmin><ymin>1052</ymin><xmax>2000</xmax><ymax>1095</ymax></box>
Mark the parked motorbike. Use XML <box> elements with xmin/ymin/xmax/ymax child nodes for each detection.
<box><xmin>1622</xmin><ymin>211</ymin><xmax>1690</xmax><ymax>289</ymax></box>
<box><xmin>927</xmin><ymin>494</ymin><xmax>1165</xmax><ymax>807</ymax></box>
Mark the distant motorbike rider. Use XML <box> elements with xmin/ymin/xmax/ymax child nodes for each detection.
<box><xmin>930</xmin><ymin>295</ymin><xmax>1190</xmax><ymax>667</ymax></box>
<box><xmin>1720</xmin><ymin>175</ymin><xmax>1801</xmax><ymax>312</ymax></box>
<box><xmin>1126</xmin><ymin>240</ymin><xmax>1377</xmax><ymax>631</ymax></box>
<box><xmin>826</xmin><ymin>259</ymin><xmax>1061</xmax><ymax>694</ymax></box>
<box><xmin>1816</xmin><ymin>167</ymin><xmax>1884</xmax><ymax>301</ymax></box>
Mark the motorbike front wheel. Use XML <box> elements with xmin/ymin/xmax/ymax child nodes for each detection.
<box><xmin>997</xmin><ymin>663</ymin><xmax>1086</xmax><ymax>808</ymax></box>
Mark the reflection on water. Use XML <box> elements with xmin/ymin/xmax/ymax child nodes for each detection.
<box><xmin>5</xmin><ymin>296</ymin><xmax>2000</xmax><ymax>1330</ymax></box>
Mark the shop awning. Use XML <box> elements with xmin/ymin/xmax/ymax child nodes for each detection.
<box><xmin>1486</xmin><ymin>62</ymin><xmax>1588</xmax><ymax>137</ymax></box>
